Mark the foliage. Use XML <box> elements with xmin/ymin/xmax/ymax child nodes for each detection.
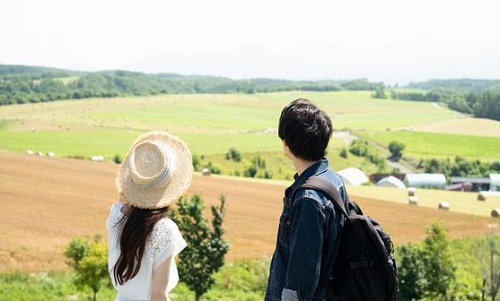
<box><xmin>397</xmin><ymin>243</ymin><xmax>426</xmax><ymax>301</ymax></box>
<box><xmin>64</xmin><ymin>235</ymin><xmax>109</xmax><ymax>301</ymax></box>
<box><xmin>477</xmin><ymin>236</ymin><xmax>500</xmax><ymax>301</ymax></box>
<box><xmin>0</xmin><ymin>64</ymin><xmax>384</xmax><ymax>106</ymax></box>
<box><xmin>244</xmin><ymin>165</ymin><xmax>258</xmax><ymax>178</ymax></box>
<box><xmin>203</xmin><ymin>161</ymin><xmax>221</xmax><ymax>174</ymax></box>
<box><xmin>419</xmin><ymin>156</ymin><xmax>500</xmax><ymax>179</ymax></box>
<box><xmin>113</xmin><ymin>154</ymin><xmax>122</xmax><ymax>164</ymax></box>
<box><xmin>339</xmin><ymin>147</ymin><xmax>348</xmax><ymax>158</ymax></box>
<box><xmin>395</xmin><ymin>80</ymin><xmax>500</xmax><ymax>121</ymax></box>
<box><xmin>372</xmin><ymin>89</ymin><xmax>388</xmax><ymax>99</ymax></box>
<box><xmin>349</xmin><ymin>139</ymin><xmax>386</xmax><ymax>171</ymax></box>
<box><xmin>388</xmin><ymin>141</ymin><xmax>405</xmax><ymax>161</ymax></box>
<box><xmin>225</xmin><ymin>147</ymin><xmax>242</xmax><ymax>162</ymax></box>
<box><xmin>396</xmin><ymin>223</ymin><xmax>456</xmax><ymax>301</ymax></box>
<box><xmin>421</xmin><ymin>223</ymin><xmax>456</xmax><ymax>299</ymax></box>
<box><xmin>192</xmin><ymin>154</ymin><xmax>201</xmax><ymax>171</ymax></box>
<box><xmin>170</xmin><ymin>193</ymin><xmax>230</xmax><ymax>301</ymax></box>
<box><xmin>0</xmin><ymin>258</ymin><xmax>271</xmax><ymax>301</ymax></box>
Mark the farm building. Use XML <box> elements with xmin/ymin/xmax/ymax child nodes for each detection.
<box><xmin>369</xmin><ymin>173</ymin><xmax>405</xmax><ymax>183</ymax></box>
<box><xmin>404</xmin><ymin>173</ymin><xmax>447</xmax><ymax>189</ymax></box>
<box><xmin>450</xmin><ymin>177</ymin><xmax>490</xmax><ymax>192</ymax></box>
<box><xmin>491</xmin><ymin>174</ymin><xmax>500</xmax><ymax>191</ymax></box>
<box><xmin>376</xmin><ymin>176</ymin><xmax>406</xmax><ymax>188</ymax></box>
<box><xmin>445</xmin><ymin>182</ymin><xmax>473</xmax><ymax>192</ymax></box>
<box><xmin>337</xmin><ymin>167</ymin><xmax>369</xmax><ymax>186</ymax></box>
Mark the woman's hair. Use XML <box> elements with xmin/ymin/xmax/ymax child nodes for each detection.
<box><xmin>113</xmin><ymin>204</ymin><xmax>169</xmax><ymax>285</ymax></box>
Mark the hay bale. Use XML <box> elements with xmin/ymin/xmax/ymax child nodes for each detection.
<box><xmin>202</xmin><ymin>168</ymin><xmax>211</xmax><ymax>176</ymax></box>
<box><xmin>408</xmin><ymin>196</ymin><xmax>418</xmax><ymax>205</ymax></box>
<box><xmin>408</xmin><ymin>187</ymin><xmax>416</xmax><ymax>196</ymax></box>
<box><xmin>27</xmin><ymin>150</ymin><xmax>34</xmax><ymax>155</ymax></box>
<box><xmin>438</xmin><ymin>202</ymin><xmax>450</xmax><ymax>210</ymax></box>
<box><xmin>492</xmin><ymin>209</ymin><xmax>500</xmax><ymax>218</ymax></box>
<box><xmin>478</xmin><ymin>192</ymin><xmax>487</xmax><ymax>201</ymax></box>
<box><xmin>47</xmin><ymin>152</ymin><xmax>55</xmax><ymax>158</ymax></box>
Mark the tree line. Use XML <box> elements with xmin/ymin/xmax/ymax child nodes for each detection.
<box><xmin>372</xmin><ymin>79</ymin><xmax>500</xmax><ymax>121</ymax></box>
<box><xmin>0</xmin><ymin>64</ymin><xmax>383</xmax><ymax>105</ymax></box>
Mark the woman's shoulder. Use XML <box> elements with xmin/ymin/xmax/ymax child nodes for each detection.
<box><xmin>153</xmin><ymin>217</ymin><xmax>180</xmax><ymax>233</ymax></box>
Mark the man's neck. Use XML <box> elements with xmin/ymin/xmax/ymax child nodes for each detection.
<box><xmin>293</xmin><ymin>158</ymin><xmax>319</xmax><ymax>177</ymax></box>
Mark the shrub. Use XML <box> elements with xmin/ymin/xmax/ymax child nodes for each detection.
<box><xmin>192</xmin><ymin>154</ymin><xmax>201</xmax><ymax>171</ymax></box>
<box><xmin>225</xmin><ymin>148</ymin><xmax>242</xmax><ymax>162</ymax></box>
<box><xmin>113</xmin><ymin>154</ymin><xmax>122</xmax><ymax>164</ymax></box>
<box><xmin>340</xmin><ymin>147</ymin><xmax>348</xmax><ymax>158</ymax></box>
<box><xmin>244</xmin><ymin>165</ymin><xmax>258</xmax><ymax>178</ymax></box>
<box><xmin>64</xmin><ymin>235</ymin><xmax>109</xmax><ymax>301</ymax></box>
<box><xmin>388</xmin><ymin>141</ymin><xmax>405</xmax><ymax>161</ymax></box>
<box><xmin>171</xmin><ymin>194</ymin><xmax>230</xmax><ymax>301</ymax></box>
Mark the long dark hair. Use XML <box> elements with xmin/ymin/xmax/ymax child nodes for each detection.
<box><xmin>113</xmin><ymin>204</ymin><xmax>169</xmax><ymax>285</ymax></box>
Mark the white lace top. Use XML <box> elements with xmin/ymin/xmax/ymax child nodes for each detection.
<box><xmin>106</xmin><ymin>202</ymin><xmax>187</xmax><ymax>301</ymax></box>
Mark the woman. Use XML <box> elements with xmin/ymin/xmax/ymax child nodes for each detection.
<box><xmin>106</xmin><ymin>131</ymin><xmax>193</xmax><ymax>301</ymax></box>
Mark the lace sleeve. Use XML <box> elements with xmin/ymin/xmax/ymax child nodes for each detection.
<box><xmin>146</xmin><ymin>218</ymin><xmax>187</xmax><ymax>270</ymax></box>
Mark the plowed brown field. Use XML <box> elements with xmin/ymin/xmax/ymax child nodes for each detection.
<box><xmin>0</xmin><ymin>152</ymin><xmax>498</xmax><ymax>272</ymax></box>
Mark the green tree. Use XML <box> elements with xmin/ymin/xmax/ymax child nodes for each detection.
<box><xmin>171</xmin><ymin>193</ymin><xmax>230</xmax><ymax>301</ymax></box>
<box><xmin>192</xmin><ymin>154</ymin><xmax>201</xmax><ymax>171</ymax></box>
<box><xmin>64</xmin><ymin>235</ymin><xmax>109</xmax><ymax>301</ymax></box>
<box><xmin>372</xmin><ymin>89</ymin><xmax>387</xmax><ymax>99</ymax></box>
<box><xmin>244</xmin><ymin>165</ymin><xmax>258</xmax><ymax>178</ymax></box>
<box><xmin>478</xmin><ymin>235</ymin><xmax>500</xmax><ymax>301</ymax></box>
<box><xmin>396</xmin><ymin>243</ymin><xmax>426</xmax><ymax>301</ymax></box>
<box><xmin>225</xmin><ymin>147</ymin><xmax>242</xmax><ymax>162</ymax></box>
<box><xmin>421</xmin><ymin>223</ymin><xmax>456</xmax><ymax>300</ymax></box>
<box><xmin>113</xmin><ymin>154</ymin><xmax>122</xmax><ymax>164</ymax></box>
<box><xmin>388</xmin><ymin>141</ymin><xmax>405</xmax><ymax>161</ymax></box>
<box><xmin>340</xmin><ymin>147</ymin><xmax>348</xmax><ymax>158</ymax></box>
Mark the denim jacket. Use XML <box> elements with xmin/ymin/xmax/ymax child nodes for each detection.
<box><xmin>265</xmin><ymin>158</ymin><xmax>347</xmax><ymax>301</ymax></box>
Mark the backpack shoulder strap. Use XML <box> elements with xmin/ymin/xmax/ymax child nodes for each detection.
<box><xmin>293</xmin><ymin>176</ymin><xmax>351</xmax><ymax>219</ymax></box>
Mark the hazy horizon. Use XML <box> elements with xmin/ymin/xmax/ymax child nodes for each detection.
<box><xmin>2</xmin><ymin>0</ymin><xmax>500</xmax><ymax>84</ymax></box>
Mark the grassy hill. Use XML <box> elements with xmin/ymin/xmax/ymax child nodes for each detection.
<box><xmin>1</xmin><ymin>90</ymin><xmax>498</xmax><ymax>179</ymax></box>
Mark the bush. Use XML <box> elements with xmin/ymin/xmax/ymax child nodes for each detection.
<box><xmin>204</xmin><ymin>161</ymin><xmax>221</xmax><ymax>174</ymax></box>
<box><xmin>252</xmin><ymin>154</ymin><xmax>266</xmax><ymax>169</ymax></box>
<box><xmin>192</xmin><ymin>154</ymin><xmax>201</xmax><ymax>171</ymax></box>
<box><xmin>244</xmin><ymin>165</ymin><xmax>258</xmax><ymax>178</ymax></box>
<box><xmin>225</xmin><ymin>148</ymin><xmax>242</xmax><ymax>162</ymax></box>
<box><xmin>113</xmin><ymin>154</ymin><xmax>122</xmax><ymax>164</ymax></box>
<box><xmin>396</xmin><ymin>223</ymin><xmax>456</xmax><ymax>301</ymax></box>
<box><xmin>388</xmin><ymin>141</ymin><xmax>405</xmax><ymax>161</ymax></box>
<box><xmin>340</xmin><ymin>147</ymin><xmax>348</xmax><ymax>158</ymax></box>
<box><xmin>170</xmin><ymin>194</ymin><xmax>230</xmax><ymax>301</ymax></box>
<box><xmin>64</xmin><ymin>235</ymin><xmax>109</xmax><ymax>301</ymax></box>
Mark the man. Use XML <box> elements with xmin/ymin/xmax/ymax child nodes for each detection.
<box><xmin>265</xmin><ymin>98</ymin><xmax>348</xmax><ymax>301</ymax></box>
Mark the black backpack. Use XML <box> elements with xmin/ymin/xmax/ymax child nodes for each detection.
<box><xmin>294</xmin><ymin>176</ymin><xmax>398</xmax><ymax>301</ymax></box>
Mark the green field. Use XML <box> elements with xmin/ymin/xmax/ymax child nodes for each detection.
<box><xmin>359</xmin><ymin>130</ymin><xmax>500</xmax><ymax>161</ymax></box>
<box><xmin>0</xmin><ymin>91</ymin><xmax>498</xmax><ymax>179</ymax></box>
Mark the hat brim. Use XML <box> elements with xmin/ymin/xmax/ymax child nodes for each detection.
<box><xmin>115</xmin><ymin>131</ymin><xmax>193</xmax><ymax>209</ymax></box>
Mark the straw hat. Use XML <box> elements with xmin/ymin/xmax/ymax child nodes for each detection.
<box><xmin>116</xmin><ymin>131</ymin><xmax>193</xmax><ymax>209</ymax></box>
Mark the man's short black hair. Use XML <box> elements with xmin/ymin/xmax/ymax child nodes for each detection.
<box><xmin>278</xmin><ymin>98</ymin><xmax>333</xmax><ymax>161</ymax></box>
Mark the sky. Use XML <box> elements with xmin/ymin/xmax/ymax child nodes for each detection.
<box><xmin>1</xmin><ymin>0</ymin><xmax>500</xmax><ymax>84</ymax></box>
